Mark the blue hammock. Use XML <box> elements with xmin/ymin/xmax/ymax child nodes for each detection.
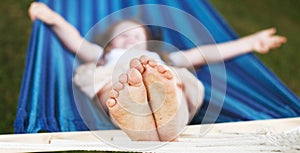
<box><xmin>14</xmin><ymin>0</ymin><xmax>300</xmax><ymax>133</ymax></box>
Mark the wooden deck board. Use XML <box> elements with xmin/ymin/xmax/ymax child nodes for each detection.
<box><xmin>0</xmin><ymin>117</ymin><xmax>299</xmax><ymax>152</ymax></box>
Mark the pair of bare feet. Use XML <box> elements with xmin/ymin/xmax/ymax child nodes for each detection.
<box><xmin>106</xmin><ymin>55</ymin><xmax>188</xmax><ymax>141</ymax></box>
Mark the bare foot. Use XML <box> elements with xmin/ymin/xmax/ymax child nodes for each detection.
<box><xmin>106</xmin><ymin>68</ymin><xmax>159</xmax><ymax>141</ymax></box>
<box><xmin>138</xmin><ymin>55</ymin><xmax>189</xmax><ymax>141</ymax></box>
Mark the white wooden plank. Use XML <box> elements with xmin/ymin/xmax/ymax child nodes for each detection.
<box><xmin>0</xmin><ymin>118</ymin><xmax>299</xmax><ymax>152</ymax></box>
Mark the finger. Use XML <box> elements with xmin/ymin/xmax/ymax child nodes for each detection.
<box><xmin>279</xmin><ymin>36</ymin><xmax>287</xmax><ymax>43</ymax></box>
<box><xmin>272</xmin><ymin>36</ymin><xmax>287</xmax><ymax>45</ymax></box>
<box><xmin>265</xmin><ymin>36</ymin><xmax>286</xmax><ymax>49</ymax></box>
<box><xmin>267</xmin><ymin>27</ymin><xmax>276</xmax><ymax>36</ymax></box>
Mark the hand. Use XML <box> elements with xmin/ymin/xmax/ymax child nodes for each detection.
<box><xmin>249</xmin><ymin>28</ymin><xmax>287</xmax><ymax>54</ymax></box>
<box><xmin>28</xmin><ymin>2</ymin><xmax>57</xmax><ymax>25</ymax></box>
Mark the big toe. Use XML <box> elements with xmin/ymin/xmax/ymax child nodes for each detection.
<box><xmin>129</xmin><ymin>58</ymin><xmax>144</xmax><ymax>73</ymax></box>
<box><xmin>127</xmin><ymin>68</ymin><xmax>143</xmax><ymax>86</ymax></box>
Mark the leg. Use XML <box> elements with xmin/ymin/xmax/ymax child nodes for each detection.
<box><xmin>106</xmin><ymin>68</ymin><xmax>159</xmax><ymax>141</ymax></box>
<box><xmin>138</xmin><ymin>55</ymin><xmax>189</xmax><ymax>141</ymax></box>
<box><xmin>173</xmin><ymin>68</ymin><xmax>205</xmax><ymax>120</ymax></box>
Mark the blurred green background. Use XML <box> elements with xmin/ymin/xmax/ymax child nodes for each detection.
<box><xmin>0</xmin><ymin>0</ymin><xmax>299</xmax><ymax>134</ymax></box>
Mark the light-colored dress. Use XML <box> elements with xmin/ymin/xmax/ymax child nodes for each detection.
<box><xmin>73</xmin><ymin>47</ymin><xmax>163</xmax><ymax>99</ymax></box>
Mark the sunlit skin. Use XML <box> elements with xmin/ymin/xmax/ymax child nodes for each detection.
<box><xmin>109</xmin><ymin>22</ymin><xmax>148</xmax><ymax>50</ymax></box>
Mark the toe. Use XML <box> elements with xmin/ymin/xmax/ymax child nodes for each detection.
<box><xmin>130</xmin><ymin>58</ymin><xmax>144</xmax><ymax>73</ymax></box>
<box><xmin>155</xmin><ymin>64</ymin><xmax>173</xmax><ymax>80</ymax></box>
<box><xmin>112</xmin><ymin>81</ymin><xmax>124</xmax><ymax>91</ymax></box>
<box><xmin>140</xmin><ymin>55</ymin><xmax>150</xmax><ymax>65</ymax></box>
<box><xmin>119</xmin><ymin>73</ymin><xmax>128</xmax><ymax>83</ymax></box>
<box><xmin>106</xmin><ymin>98</ymin><xmax>117</xmax><ymax>108</ymax></box>
<box><xmin>157</xmin><ymin>65</ymin><xmax>167</xmax><ymax>73</ymax></box>
<box><xmin>148</xmin><ymin>59</ymin><xmax>158</xmax><ymax>67</ymax></box>
<box><xmin>127</xmin><ymin>68</ymin><xmax>143</xmax><ymax>86</ymax></box>
<box><xmin>163</xmin><ymin>69</ymin><xmax>173</xmax><ymax>79</ymax></box>
<box><xmin>110</xmin><ymin>89</ymin><xmax>119</xmax><ymax>98</ymax></box>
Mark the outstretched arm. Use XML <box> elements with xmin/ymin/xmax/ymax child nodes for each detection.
<box><xmin>28</xmin><ymin>2</ymin><xmax>102</xmax><ymax>63</ymax></box>
<box><xmin>170</xmin><ymin>28</ymin><xmax>287</xmax><ymax>67</ymax></box>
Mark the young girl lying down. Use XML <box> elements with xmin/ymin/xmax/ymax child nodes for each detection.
<box><xmin>29</xmin><ymin>2</ymin><xmax>287</xmax><ymax>141</ymax></box>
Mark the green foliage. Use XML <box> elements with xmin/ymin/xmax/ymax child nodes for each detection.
<box><xmin>0</xmin><ymin>0</ymin><xmax>32</xmax><ymax>134</ymax></box>
<box><xmin>0</xmin><ymin>0</ymin><xmax>299</xmax><ymax>134</ymax></box>
<box><xmin>210</xmin><ymin>0</ymin><xmax>300</xmax><ymax>95</ymax></box>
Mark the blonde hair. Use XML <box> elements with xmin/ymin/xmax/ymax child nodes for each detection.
<box><xmin>94</xmin><ymin>19</ymin><xmax>170</xmax><ymax>65</ymax></box>
<box><xmin>95</xmin><ymin>20</ymin><xmax>151</xmax><ymax>65</ymax></box>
